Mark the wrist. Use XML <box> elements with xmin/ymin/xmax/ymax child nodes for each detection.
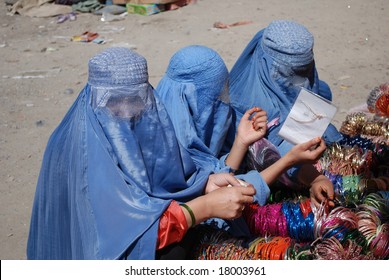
<box><xmin>226</xmin><ymin>141</ymin><xmax>247</xmax><ymax>171</ymax></box>
<box><xmin>234</xmin><ymin>134</ymin><xmax>250</xmax><ymax>150</ymax></box>
<box><xmin>185</xmin><ymin>197</ymin><xmax>212</xmax><ymax>226</ymax></box>
<box><xmin>224</xmin><ymin>156</ymin><xmax>237</xmax><ymax>173</ymax></box>
<box><xmin>278</xmin><ymin>153</ymin><xmax>295</xmax><ymax>171</ymax></box>
<box><xmin>297</xmin><ymin>164</ymin><xmax>322</xmax><ymax>186</ymax></box>
<box><xmin>311</xmin><ymin>174</ymin><xmax>327</xmax><ymax>184</ymax></box>
<box><xmin>230</xmin><ymin>139</ymin><xmax>249</xmax><ymax>158</ymax></box>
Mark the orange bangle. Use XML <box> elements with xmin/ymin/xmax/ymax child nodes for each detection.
<box><xmin>300</xmin><ymin>198</ymin><xmax>312</xmax><ymax>219</ymax></box>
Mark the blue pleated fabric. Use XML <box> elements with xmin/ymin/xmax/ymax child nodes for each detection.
<box><xmin>156</xmin><ymin>45</ymin><xmax>232</xmax><ymax>171</ymax></box>
<box><xmin>156</xmin><ymin>46</ymin><xmax>270</xmax><ymax>213</ymax></box>
<box><xmin>26</xmin><ymin>48</ymin><xmax>210</xmax><ymax>260</ymax></box>
<box><xmin>228</xmin><ymin>20</ymin><xmax>342</xmax><ymax>157</ymax></box>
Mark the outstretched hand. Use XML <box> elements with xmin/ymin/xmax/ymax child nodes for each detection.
<box><xmin>236</xmin><ymin>107</ymin><xmax>267</xmax><ymax>148</ymax></box>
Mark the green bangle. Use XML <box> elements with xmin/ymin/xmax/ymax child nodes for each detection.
<box><xmin>180</xmin><ymin>203</ymin><xmax>196</xmax><ymax>228</ymax></box>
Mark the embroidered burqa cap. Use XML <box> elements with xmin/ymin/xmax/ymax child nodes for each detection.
<box><xmin>261</xmin><ymin>20</ymin><xmax>314</xmax><ymax>67</ymax></box>
<box><xmin>26</xmin><ymin>47</ymin><xmax>210</xmax><ymax>260</ymax></box>
<box><xmin>88</xmin><ymin>47</ymin><xmax>148</xmax><ymax>87</ymax></box>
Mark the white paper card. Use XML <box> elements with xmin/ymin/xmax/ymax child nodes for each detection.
<box><xmin>278</xmin><ymin>88</ymin><xmax>337</xmax><ymax>145</ymax></box>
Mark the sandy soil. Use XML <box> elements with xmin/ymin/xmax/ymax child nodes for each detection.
<box><xmin>0</xmin><ymin>0</ymin><xmax>388</xmax><ymax>260</ymax></box>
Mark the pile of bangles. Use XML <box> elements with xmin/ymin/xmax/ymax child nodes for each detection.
<box><xmin>190</xmin><ymin>83</ymin><xmax>389</xmax><ymax>260</ymax></box>
<box><xmin>191</xmin><ymin>192</ymin><xmax>388</xmax><ymax>260</ymax></box>
<box><xmin>317</xmin><ymin>83</ymin><xmax>389</xmax><ymax>206</ymax></box>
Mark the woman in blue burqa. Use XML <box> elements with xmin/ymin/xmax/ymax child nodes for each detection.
<box><xmin>26</xmin><ymin>47</ymin><xmax>258</xmax><ymax>260</ymax></box>
<box><xmin>226</xmin><ymin>20</ymin><xmax>342</xmax><ymax>206</ymax></box>
<box><xmin>156</xmin><ymin>45</ymin><xmax>333</xmax><ymax>238</ymax></box>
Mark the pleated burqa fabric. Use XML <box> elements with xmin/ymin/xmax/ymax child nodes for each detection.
<box><xmin>27</xmin><ymin>48</ymin><xmax>210</xmax><ymax>260</ymax></box>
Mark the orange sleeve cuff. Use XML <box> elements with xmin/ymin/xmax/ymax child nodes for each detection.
<box><xmin>157</xmin><ymin>201</ymin><xmax>189</xmax><ymax>250</ymax></box>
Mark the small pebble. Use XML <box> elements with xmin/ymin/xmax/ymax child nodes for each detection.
<box><xmin>64</xmin><ymin>88</ymin><xmax>74</xmax><ymax>95</ymax></box>
<box><xmin>36</xmin><ymin>120</ymin><xmax>45</xmax><ymax>127</ymax></box>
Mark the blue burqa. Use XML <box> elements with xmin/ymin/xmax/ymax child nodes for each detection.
<box><xmin>227</xmin><ymin>20</ymin><xmax>342</xmax><ymax>157</ymax></box>
<box><xmin>27</xmin><ymin>48</ymin><xmax>210</xmax><ymax>260</ymax></box>
<box><xmin>156</xmin><ymin>46</ymin><xmax>270</xmax><ymax>236</ymax></box>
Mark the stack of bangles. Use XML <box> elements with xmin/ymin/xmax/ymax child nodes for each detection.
<box><xmin>192</xmin><ymin>228</ymin><xmax>377</xmax><ymax>260</ymax></box>
<box><xmin>196</xmin><ymin>242</ymin><xmax>255</xmax><ymax>260</ymax></box>
<box><xmin>192</xmin><ymin>228</ymin><xmax>255</xmax><ymax>260</ymax></box>
<box><xmin>242</xmin><ymin>193</ymin><xmax>388</xmax><ymax>259</ymax></box>
<box><xmin>248</xmin><ymin>236</ymin><xmax>292</xmax><ymax>260</ymax></box>
<box><xmin>315</xmin><ymin>138</ymin><xmax>389</xmax><ymax>205</ymax></box>
<box><xmin>366</xmin><ymin>83</ymin><xmax>389</xmax><ymax>119</ymax></box>
<box><xmin>242</xmin><ymin>198</ymin><xmax>315</xmax><ymax>242</ymax></box>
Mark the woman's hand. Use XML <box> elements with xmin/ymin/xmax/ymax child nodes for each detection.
<box><xmin>204</xmin><ymin>185</ymin><xmax>256</xmax><ymax>220</ymax></box>
<box><xmin>285</xmin><ymin>137</ymin><xmax>326</xmax><ymax>166</ymax></box>
<box><xmin>226</xmin><ymin>107</ymin><xmax>268</xmax><ymax>170</ymax></box>
<box><xmin>309</xmin><ymin>175</ymin><xmax>335</xmax><ymax>208</ymax></box>
<box><xmin>204</xmin><ymin>173</ymin><xmax>242</xmax><ymax>194</ymax></box>
<box><xmin>296</xmin><ymin>162</ymin><xmax>335</xmax><ymax>209</ymax></box>
<box><xmin>185</xmin><ymin>174</ymin><xmax>256</xmax><ymax>226</ymax></box>
<box><xmin>235</xmin><ymin>107</ymin><xmax>267</xmax><ymax>148</ymax></box>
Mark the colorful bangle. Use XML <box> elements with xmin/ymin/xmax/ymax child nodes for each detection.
<box><xmin>180</xmin><ymin>203</ymin><xmax>196</xmax><ymax>228</ymax></box>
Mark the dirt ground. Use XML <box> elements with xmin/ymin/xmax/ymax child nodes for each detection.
<box><xmin>0</xmin><ymin>0</ymin><xmax>388</xmax><ymax>260</ymax></box>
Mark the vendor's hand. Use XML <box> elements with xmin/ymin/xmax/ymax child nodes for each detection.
<box><xmin>309</xmin><ymin>175</ymin><xmax>335</xmax><ymax>208</ymax></box>
<box><xmin>205</xmin><ymin>185</ymin><xmax>256</xmax><ymax>220</ymax></box>
<box><xmin>286</xmin><ymin>137</ymin><xmax>326</xmax><ymax>165</ymax></box>
<box><xmin>236</xmin><ymin>107</ymin><xmax>267</xmax><ymax>148</ymax></box>
<box><xmin>204</xmin><ymin>173</ymin><xmax>243</xmax><ymax>194</ymax></box>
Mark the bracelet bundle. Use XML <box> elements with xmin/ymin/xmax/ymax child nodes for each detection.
<box><xmin>191</xmin><ymin>191</ymin><xmax>388</xmax><ymax>260</ymax></box>
<box><xmin>243</xmin><ymin>199</ymin><xmax>314</xmax><ymax>242</ymax></box>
